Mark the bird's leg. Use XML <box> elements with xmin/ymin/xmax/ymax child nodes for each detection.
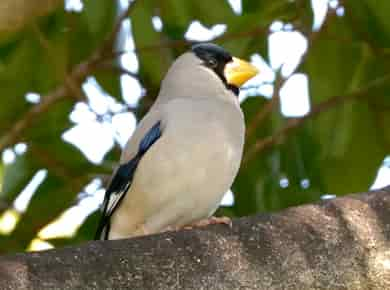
<box><xmin>183</xmin><ymin>216</ymin><xmax>232</xmax><ymax>229</ymax></box>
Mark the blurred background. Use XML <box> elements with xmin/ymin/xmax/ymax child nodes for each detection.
<box><xmin>0</xmin><ymin>0</ymin><xmax>389</xmax><ymax>253</ymax></box>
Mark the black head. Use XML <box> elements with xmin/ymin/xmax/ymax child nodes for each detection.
<box><xmin>191</xmin><ymin>43</ymin><xmax>239</xmax><ymax>95</ymax></box>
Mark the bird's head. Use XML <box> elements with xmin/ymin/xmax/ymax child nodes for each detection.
<box><xmin>157</xmin><ymin>43</ymin><xmax>259</xmax><ymax>103</ymax></box>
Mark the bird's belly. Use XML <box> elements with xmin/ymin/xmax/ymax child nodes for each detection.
<box><xmin>133</xmin><ymin>125</ymin><xmax>242</xmax><ymax>227</ymax></box>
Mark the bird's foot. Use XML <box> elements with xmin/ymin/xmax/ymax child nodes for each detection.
<box><xmin>183</xmin><ymin>216</ymin><xmax>232</xmax><ymax>229</ymax></box>
<box><xmin>163</xmin><ymin>216</ymin><xmax>232</xmax><ymax>233</ymax></box>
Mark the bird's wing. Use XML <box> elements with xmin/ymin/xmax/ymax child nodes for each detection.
<box><xmin>95</xmin><ymin>121</ymin><xmax>162</xmax><ymax>240</ymax></box>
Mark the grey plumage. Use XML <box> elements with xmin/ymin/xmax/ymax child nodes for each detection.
<box><xmin>96</xmin><ymin>43</ymin><xmax>258</xmax><ymax>240</ymax></box>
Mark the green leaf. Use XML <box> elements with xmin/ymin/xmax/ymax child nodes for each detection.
<box><xmin>233</xmin><ymin>97</ymin><xmax>273</xmax><ymax>215</ymax></box>
<box><xmin>1</xmin><ymin>155</ymin><xmax>35</xmax><ymax>204</ymax></box>
<box><xmin>131</xmin><ymin>1</ymin><xmax>168</xmax><ymax>88</ymax></box>
<box><xmin>344</xmin><ymin>1</ymin><xmax>390</xmax><ymax>47</ymax></box>
<box><xmin>313</xmin><ymin>102</ymin><xmax>388</xmax><ymax>194</ymax></box>
<box><xmin>302</xmin><ymin>13</ymin><xmax>390</xmax><ymax>194</ymax></box>
<box><xmin>93</xmin><ymin>70</ymin><xmax>122</xmax><ymax>100</ymax></box>
<box><xmin>82</xmin><ymin>0</ymin><xmax>117</xmax><ymax>43</ymax></box>
<box><xmin>81</xmin><ymin>0</ymin><xmax>121</xmax><ymax>98</ymax></box>
<box><xmin>10</xmin><ymin>174</ymin><xmax>79</xmax><ymax>250</ymax></box>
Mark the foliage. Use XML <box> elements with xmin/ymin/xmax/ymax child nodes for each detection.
<box><xmin>0</xmin><ymin>0</ymin><xmax>389</xmax><ymax>253</ymax></box>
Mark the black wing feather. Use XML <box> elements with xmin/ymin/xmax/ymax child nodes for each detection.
<box><xmin>95</xmin><ymin>121</ymin><xmax>162</xmax><ymax>240</ymax></box>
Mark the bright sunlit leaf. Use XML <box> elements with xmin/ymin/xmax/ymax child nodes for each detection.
<box><xmin>268</xmin><ymin>31</ymin><xmax>308</xmax><ymax>77</ymax></box>
<box><xmin>221</xmin><ymin>190</ymin><xmax>235</xmax><ymax>207</ymax></box>
<box><xmin>24</xmin><ymin>92</ymin><xmax>41</xmax><ymax>104</ymax></box>
<box><xmin>13</xmin><ymin>169</ymin><xmax>48</xmax><ymax>213</ymax></box>
<box><xmin>2</xmin><ymin>148</ymin><xmax>15</xmax><ymax>164</ymax></box>
<box><xmin>38</xmin><ymin>184</ymin><xmax>105</xmax><ymax>240</ymax></box>
<box><xmin>280</xmin><ymin>73</ymin><xmax>311</xmax><ymax>117</ymax></box>
<box><xmin>227</xmin><ymin>0</ymin><xmax>242</xmax><ymax>15</ymax></box>
<box><xmin>0</xmin><ymin>209</ymin><xmax>20</xmax><ymax>235</ymax></box>
<box><xmin>62</xmin><ymin>121</ymin><xmax>114</xmax><ymax>164</ymax></box>
<box><xmin>152</xmin><ymin>16</ymin><xmax>163</xmax><ymax>32</ymax></box>
<box><xmin>311</xmin><ymin>0</ymin><xmax>328</xmax><ymax>31</ymax></box>
<box><xmin>27</xmin><ymin>238</ymin><xmax>54</xmax><ymax>252</ymax></box>
<box><xmin>185</xmin><ymin>21</ymin><xmax>227</xmax><ymax>41</ymax></box>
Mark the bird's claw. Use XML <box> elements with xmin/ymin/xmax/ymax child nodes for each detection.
<box><xmin>183</xmin><ymin>216</ymin><xmax>232</xmax><ymax>229</ymax></box>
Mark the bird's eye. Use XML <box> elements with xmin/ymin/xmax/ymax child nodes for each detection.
<box><xmin>206</xmin><ymin>58</ymin><xmax>218</xmax><ymax>68</ymax></box>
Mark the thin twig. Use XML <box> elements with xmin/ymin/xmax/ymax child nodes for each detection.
<box><xmin>0</xmin><ymin>2</ymin><xmax>140</xmax><ymax>152</ymax></box>
<box><xmin>244</xmin><ymin>8</ymin><xmax>335</xmax><ymax>149</ymax></box>
<box><xmin>245</xmin><ymin>73</ymin><xmax>284</xmax><ymax>140</ymax></box>
<box><xmin>242</xmin><ymin>73</ymin><xmax>390</xmax><ymax>165</ymax></box>
<box><xmin>95</xmin><ymin>61</ymin><xmax>138</xmax><ymax>78</ymax></box>
<box><xmin>99</xmin><ymin>0</ymin><xmax>140</xmax><ymax>58</ymax></box>
<box><xmin>102</xmin><ymin>25</ymin><xmax>268</xmax><ymax>60</ymax></box>
<box><xmin>29</xmin><ymin>143</ymin><xmax>87</xmax><ymax>192</ymax></box>
<box><xmin>0</xmin><ymin>86</ymin><xmax>67</xmax><ymax>151</ymax></box>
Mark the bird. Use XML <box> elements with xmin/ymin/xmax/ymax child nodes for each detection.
<box><xmin>95</xmin><ymin>43</ymin><xmax>258</xmax><ymax>240</ymax></box>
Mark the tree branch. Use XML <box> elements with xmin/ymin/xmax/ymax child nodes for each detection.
<box><xmin>98</xmin><ymin>0</ymin><xmax>140</xmax><ymax>58</ymax></box>
<box><xmin>0</xmin><ymin>0</ymin><xmax>61</xmax><ymax>34</ymax></box>
<box><xmin>0</xmin><ymin>86</ymin><xmax>66</xmax><ymax>151</ymax></box>
<box><xmin>0</xmin><ymin>61</ymin><xmax>91</xmax><ymax>152</ymax></box>
<box><xmin>242</xmin><ymin>73</ymin><xmax>390</xmax><ymax>165</ymax></box>
<box><xmin>245</xmin><ymin>73</ymin><xmax>284</xmax><ymax>141</ymax></box>
<box><xmin>0</xmin><ymin>1</ymin><xmax>140</xmax><ymax>152</ymax></box>
<box><xmin>0</xmin><ymin>3</ymin><xmax>268</xmax><ymax>153</ymax></box>
<box><xmin>104</xmin><ymin>25</ymin><xmax>269</xmax><ymax>59</ymax></box>
<box><xmin>0</xmin><ymin>187</ymin><xmax>389</xmax><ymax>289</ymax></box>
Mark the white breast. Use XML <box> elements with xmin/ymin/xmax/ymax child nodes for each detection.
<box><xmin>111</xmin><ymin>96</ymin><xmax>245</xmax><ymax>237</ymax></box>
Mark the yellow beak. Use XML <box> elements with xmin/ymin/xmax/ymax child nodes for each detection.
<box><xmin>224</xmin><ymin>57</ymin><xmax>259</xmax><ymax>87</ymax></box>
